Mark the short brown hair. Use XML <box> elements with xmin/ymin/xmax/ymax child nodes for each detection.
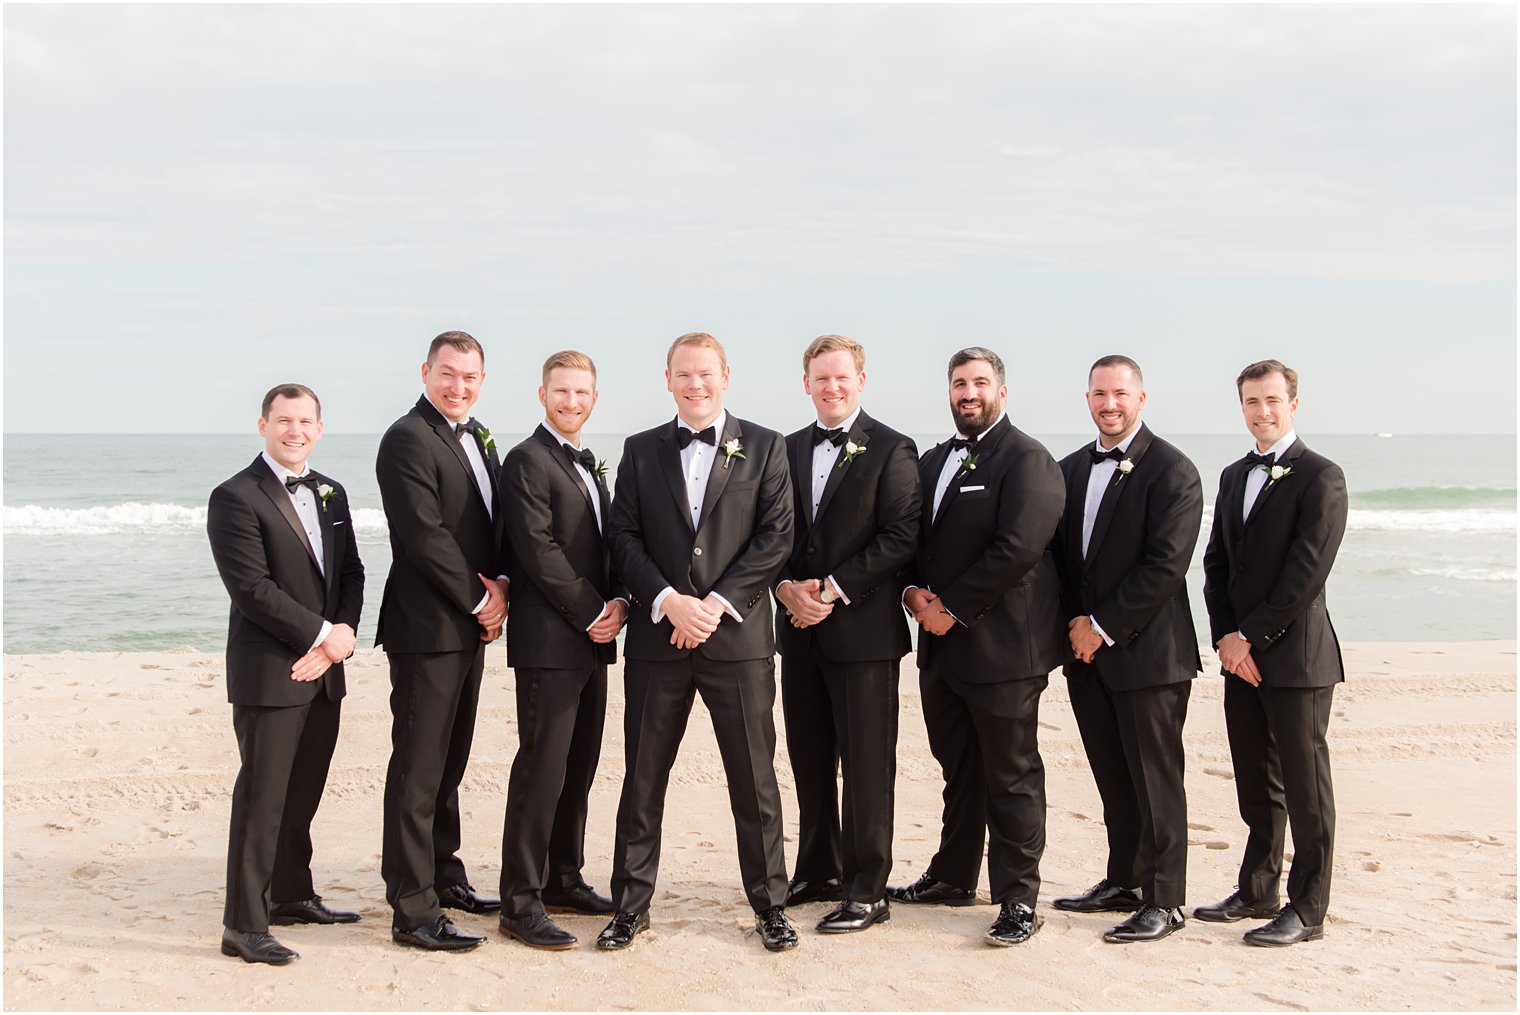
<box><xmin>1089</xmin><ymin>354</ymin><xmax>1143</xmax><ymax>386</ymax></box>
<box><xmin>261</xmin><ymin>383</ymin><xmax>321</xmax><ymax>420</ymax></box>
<box><xmin>802</xmin><ymin>334</ymin><xmax>865</xmax><ymax>373</ymax></box>
<box><xmin>666</xmin><ymin>331</ymin><xmax>728</xmax><ymax>369</ymax></box>
<box><xmin>1236</xmin><ymin>359</ymin><xmax>1298</xmax><ymax>399</ymax></box>
<box><xmin>541</xmin><ymin>350</ymin><xmax>598</xmax><ymax>386</ymax></box>
<box><xmin>947</xmin><ymin>347</ymin><xmax>1005</xmax><ymax>386</ymax></box>
<box><xmin>428</xmin><ymin>330</ymin><xmax>485</xmax><ymax>367</ymax></box>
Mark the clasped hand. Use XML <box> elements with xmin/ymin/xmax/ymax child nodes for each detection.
<box><xmin>478</xmin><ymin>573</ymin><xmax>509</xmax><ymax>643</ymax></box>
<box><xmin>588</xmin><ymin>599</ymin><xmax>628</xmax><ymax>644</ymax></box>
<box><xmin>905</xmin><ymin>587</ymin><xmax>956</xmax><ymax>636</ymax></box>
<box><xmin>1217</xmin><ymin>631</ymin><xmax>1262</xmax><ymax>686</ymax></box>
<box><xmin>665</xmin><ymin>592</ymin><xmax>725</xmax><ymax>650</ymax></box>
<box><xmin>778</xmin><ymin>579</ymin><xmax>833</xmax><ymax>629</ymax></box>
<box><xmin>291</xmin><ymin>623</ymin><xmax>357</xmax><ymax>682</ymax></box>
<box><xmin>1068</xmin><ymin>615</ymin><xmax>1104</xmax><ymax>663</ymax></box>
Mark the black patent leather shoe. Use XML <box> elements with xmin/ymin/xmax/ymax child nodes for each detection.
<box><xmin>1052</xmin><ymin>878</ymin><xmax>1143</xmax><ymax>914</ymax></box>
<box><xmin>221</xmin><ymin>928</ymin><xmax>298</xmax><ymax>965</ymax></box>
<box><xmin>784</xmin><ymin>877</ymin><xmax>843</xmax><ymax>907</ymax></box>
<box><xmin>499</xmin><ymin>912</ymin><xmax>577</xmax><ymax>950</ymax></box>
<box><xmin>270</xmin><ymin>895</ymin><xmax>361</xmax><ymax>925</ymax></box>
<box><xmin>1243</xmin><ymin>905</ymin><xmax>1323</xmax><ymax>947</ymax></box>
<box><xmin>816</xmin><ymin>898</ymin><xmax>890</xmax><ymax>934</ymax></box>
<box><xmin>984</xmin><ymin>902</ymin><xmax>1041</xmax><ymax>946</ymax></box>
<box><xmin>1193</xmin><ymin>889</ymin><xmax>1280</xmax><ymax>924</ymax></box>
<box><xmin>1103</xmin><ymin>904</ymin><xmax>1185</xmax><ymax>943</ymax></box>
<box><xmin>756</xmin><ymin>906</ymin><xmax>799</xmax><ymax>952</ymax></box>
<box><xmin>542</xmin><ymin>880</ymin><xmax>615</xmax><ymax>916</ymax></box>
<box><xmin>437</xmin><ymin>882</ymin><xmax>501</xmax><ymax>915</ymax></box>
<box><xmin>392</xmin><ymin>915</ymin><xmax>485</xmax><ymax>951</ymax></box>
<box><xmin>596</xmin><ymin>910</ymin><xmax>650</xmax><ymax>950</ymax></box>
<box><xmin>885</xmin><ymin>871</ymin><xmax>976</xmax><ymax>907</ymax></box>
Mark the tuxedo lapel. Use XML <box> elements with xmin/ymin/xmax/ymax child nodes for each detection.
<box><xmin>536</xmin><ymin>426</ymin><xmax>598</xmax><ymax>524</ymax></box>
<box><xmin>788</xmin><ymin>428</ymin><xmax>812</xmax><ymax>533</ymax></box>
<box><xmin>696</xmin><ymin>415</ymin><xmax>740</xmax><ymax>532</ymax></box>
<box><xmin>1067</xmin><ymin>454</ymin><xmax>1092</xmax><ymax>568</ymax></box>
<box><xmin>813</xmin><ymin>413</ymin><xmax>871</xmax><ymax>525</ymax></box>
<box><xmin>931</xmin><ymin>417</ymin><xmax>1010</xmax><ymax>532</ymax></box>
<box><xmin>1244</xmin><ymin>437</ymin><xmax>1304</xmax><ymax>529</ymax></box>
<box><xmin>317</xmin><ymin>475</ymin><xmax>338</xmax><ymax>598</ymax></box>
<box><xmin>1084</xmin><ymin>425</ymin><xmax>1153</xmax><ymax>570</ymax></box>
<box><xmin>253</xmin><ymin>461</ymin><xmax>320</xmax><ymax>574</ymax></box>
<box><xmin>416</xmin><ymin>396</ymin><xmax>487</xmax><ymax>509</ymax></box>
<box><xmin>658</xmin><ymin>421</ymin><xmax>694</xmax><ymax>532</ymax></box>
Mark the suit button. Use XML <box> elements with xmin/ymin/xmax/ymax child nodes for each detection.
<box><xmin>693</xmin><ymin>547</ymin><xmax>703</xmax><ymax>557</ymax></box>
<box><xmin>806</xmin><ymin>546</ymin><xmax>816</xmax><ymax>554</ymax></box>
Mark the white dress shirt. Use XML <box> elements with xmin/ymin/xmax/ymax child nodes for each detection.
<box><xmin>1242</xmin><ymin>430</ymin><xmax>1298</xmax><ymax>521</ymax></box>
<box><xmin>651</xmin><ymin>412</ymin><xmax>740</xmax><ymax>625</ymax></box>
<box><xmin>260</xmin><ymin>451</ymin><xmax>331</xmax><ymax>651</ymax></box>
<box><xmin>775</xmin><ymin>408</ymin><xmax>861</xmax><ymax>606</ymax></box>
<box><xmin>1079</xmin><ymin>427</ymin><xmax>1140</xmax><ymax>648</ymax></box>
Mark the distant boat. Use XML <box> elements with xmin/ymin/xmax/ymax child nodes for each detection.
<box><xmin>1375</xmin><ymin>432</ymin><xmax>1394</xmax><ymax>438</ymax></box>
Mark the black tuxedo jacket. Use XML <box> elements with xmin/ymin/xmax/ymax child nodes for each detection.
<box><xmin>774</xmin><ymin>410</ymin><xmax>920</xmax><ymax>663</ymax></box>
<box><xmin>1202</xmin><ymin>437</ymin><xmax>1347</xmax><ymax>688</ymax></box>
<box><xmin>375</xmin><ymin>396</ymin><xmax>510</xmax><ymax>653</ymax></box>
<box><xmin>502</xmin><ymin>426</ymin><xmax>627</xmax><ymax>670</ymax></box>
<box><xmin>1051</xmin><ymin>424</ymin><xmax>1203</xmax><ymax>691</ymax></box>
<box><xmin>207</xmin><ymin>456</ymin><xmax>364</xmax><ymax>708</ymax></box>
<box><xmin>903</xmin><ymin>416</ymin><xmax>1066</xmax><ymax>683</ymax></box>
<box><xmin>609</xmin><ymin>414</ymin><xmax>793</xmax><ymax>663</ymax></box>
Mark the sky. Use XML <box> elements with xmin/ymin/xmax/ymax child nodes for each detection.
<box><xmin>4</xmin><ymin>4</ymin><xmax>1515</xmax><ymax>437</ymax></box>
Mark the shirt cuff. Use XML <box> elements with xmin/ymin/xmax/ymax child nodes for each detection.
<box><xmin>309</xmin><ymin>620</ymin><xmax>333</xmax><ymax>652</ymax></box>
<box><xmin>651</xmin><ymin>587</ymin><xmax>674</xmax><ymax>624</ymax></box>
<box><xmin>472</xmin><ymin>592</ymin><xmax>489</xmax><ymax>615</ymax></box>
<box><xmin>708</xmin><ymin>591</ymin><xmax>742</xmax><ymax>623</ymax></box>
<box><xmin>825</xmin><ymin>574</ymin><xmax>850</xmax><ymax>606</ymax></box>
<box><xmin>901</xmin><ymin>584</ymin><xmax>920</xmax><ymax>608</ymax></box>
<box><xmin>1089</xmin><ymin>615</ymin><xmax>1115</xmax><ymax>647</ymax></box>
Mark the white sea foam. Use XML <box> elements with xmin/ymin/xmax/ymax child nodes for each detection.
<box><xmin>1198</xmin><ymin>505</ymin><xmax>1514</xmax><ymax>534</ymax></box>
<box><xmin>1406</xmin><ymin>565</ymin><xmax>1517</xmax><ymax>583</ymax></box>
<box><xmin>4</xmin><ymin>503</ymin><xmax>392</xmax><ymax>538</ymax></box>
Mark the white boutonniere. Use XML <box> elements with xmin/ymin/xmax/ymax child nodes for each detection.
<box><xmin>837</xmin><ymin>440</ymin><xmax>867</xmax><ymax>469</ymax></box>
<box><xmin>475</xmin><ymin>425</ymin><xmax>496</xmax><ymax>455</ymax></box>
<box><xmin>722</xmin><ymin>438</ymin><xmax>746</xmax><ymax>470</ymax></box>
<box><xmin>955</xmin><ymin>451</ymin><xmax>981</xmax><ymax>482</ymax></box>
<box><xmin>316</xmin><ymin>483</ymin><xmax>337</xmax><ymax>513</ymax></box>
<box><xmin>1111</xmin><ymin>457</ymin><xmax>1135</xmax><ymax>488</ymax></box>
<box><xmin>1267</xmin><ymin>464</ymin><xmax>1292</xmax><ymax>486</ymax></box>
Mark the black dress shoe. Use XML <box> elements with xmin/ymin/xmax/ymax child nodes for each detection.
<box><xmin>784</xmin><ymin>877</ymin><xmax>843</xmax><ymax>907</ymax></box>
<box><xmin>756</xmin><ymin>906</ymin><xmax>799</xmax><ymax>952</ymax></box>
<box><xmin>816</xmin><ymin>898</ymin><xmax>890</xmax><ymax>934</ymax></box>
<box><xmin>1193</xmin><ymin>889</ymin><xmax>1281</xmax><ymax>924</ymax></box>
<box><xmin>1243</xmin><ymin>905</ymin><xmax>1323</xmax><ymax>947</ymax></box>
<box><xmin>437</xmin><ymin>882</ymin><xmax>501</xmax><ymax>915</ymax></box>
<box><xmin>221</xmin><ymin>929</ymin><xmax>298</xmax><ymax>965</ymax></box>
<box><xmin>499</xmin><ymin>912</ymin><xmax>577</xmax><ymax>950</ymax></box>
<box><xmin>1052</xmin><ymin>878</ymin><xmax>1143</xmax><ymax>914</ymax></box>
<box><xmin>596</xmin><ymin>910</ymin><xmax>650</xmax><ymax>950</ymax></box>
<box><xmin>392</xmin><ymin>915</ymin><xmax>485</xmax><ymax>951</ymax></box>
<box><xmin>984</xmin><ymin>902</ymin><xmax>1041</xmax><ymax>946</ymax></box>
<box><xmin>542</xmin><ymin>880</ymin><xmax>615</xmax><ymax>916</ymax></box>
<box><xmin>885</xmin><ymin>871</ymin><xmax>976</xmax><ymax>907</ymax></box>
<box><xmin>270</xmin><ymin>895</ymin><xmax>361</xmax><ymax>926</ymax></box>
<box><xmin>1103</xmin><ymin>904</ymin><xmax>1185</xmax><ymax>943</ymax></box>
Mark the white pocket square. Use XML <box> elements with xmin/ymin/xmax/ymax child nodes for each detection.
<box><xmin>960</xmin><ymin>485</ymin><xmax>986</xmax><ymax>493</ymax></box>
<box><xmin>333</xmin><ymin>520</ymin><xmax>347</xmax><ymax>526</ymax></box>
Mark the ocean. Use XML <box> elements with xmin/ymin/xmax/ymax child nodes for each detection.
<box><xmin>2</xmin><ymin>432</ymin><xmax>1514</xmax><ymax>653</ymax></box>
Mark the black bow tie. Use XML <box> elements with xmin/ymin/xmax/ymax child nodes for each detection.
<box><xmin>1089</xmin><ymin>446</ymin><xmax>1126</xmax><ymax>464</ymax></box>
<box><xmin>813</xmin><ymin>427</ymin><xmax>846</xmax><ymax>447</ymax></box>
<box><xmin>453</xmin><ymin>418</ymin><xmax>479</xmax><ymax>437</ymax></box>
<box><xmin>1245</xmin><ymin>450</ymin><xmax>1276</xmax><ymax>469</ymax></box>
<box><xmin>285</xmin><ymin>474</ymin><xmax>319</xmax><ymax>494</ymax></box>
<box><xmin>948</xmin><ymin>437</ymin><xmax>974</xmax><ymax>454</ymax></box>
<box><xmin>676</xmin><ymin>426</ymin><xmax>717</xmax><ymax>449</ymax></box>
<box><xmin>565</xmin><ymin>445</ymin><xmax>598</xmax><ymax>474</ymax></box>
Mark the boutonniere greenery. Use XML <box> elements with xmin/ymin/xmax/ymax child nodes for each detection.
<box><xmin>955</xmin><ymin>451</ymin><xmax>981</xmax><ymax>481</ymax></box>
<box><xmin>1111</xmin><ymin>457</ymin><xmax>1135</xmax><ymax>488</ymax></box>
<box><xmin>475</xmin><ymin>425</ymin><xmax>496</xmax><ymax>455</ymax></box>
<box><xmin>1267</xmin><ymin>464</ymin><xmax>1292</xmax><ymax>486</ymax></box>
<box><xmin>594</xmin><ymin>459</ymin><xmax>609</xmax><ymax>482</ymax></box>
<box><xmin>316</xmin><ymin>483</ymin><xmax>338</xmax><ymax>513</ymax></box>
<box><xmin>722</xmin><ymin>437</ymin><xmax>746</xmax><ymax>470</ymax></box>
<box><xmin>837</xmin><ymin>440</ymin><xmax>866</xmax><ymax>469</ymax></box>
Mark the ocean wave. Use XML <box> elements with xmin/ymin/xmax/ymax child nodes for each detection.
<box><xmin>1345</xmin><ymin>508</ymin><xmax>1514</xmax><ymax>533</ymax></box>
<box><xmin>1356</xmin><ymin>485</ymin><xmax>1516</xmax><ymax>510</ymax></box>
<box><xmin>4</xmin><ymin>502</ymin><xmax>392</xmax><ymax>538</ymax></box>
<box><xmin>1405</xmin><ymin>565</ymin><xmax>1517</xmax><ymax>584</ymax></box>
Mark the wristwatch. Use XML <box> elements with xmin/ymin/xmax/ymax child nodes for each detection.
<box><xmin>818</xmin><ymin>580</ymin><xmax>839</xmax><ymax>605</ymax></box>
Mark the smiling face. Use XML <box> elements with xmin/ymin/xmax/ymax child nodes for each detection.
<box><xmin>421</xmin><ymin>344</ymin><xmax>485</xmax><ymax>423</ymax></box>
<box><xmin>948</xmin><ymin>359</ymin><xmax>1007</xmax><ymax>437</ymax></box>
<box><xmin>259</xmin><ymin>393</ymin><xmax>323</xmax><ymax>472</ymax></box>
<box><xmin>540</xmin><ymin>366</ymin><xmax>598</xmax><ymax>441</ymax></box>
<box><xmin>803</xmin><ymin>349</ymin><xmax>864</xmax><ymax>429</ymax></box>
<box><xmin>1239</xmin><ymin>371</ymin><xmax>1299</xmax><ymax>451</ymax></box>
<box><xmin>1086</xmin><ymin>363</ymin><xmax>1147</xmax><ymax>449</ymax></box>
<box><xmin>666</xmin><ymin>344</ymin><xmax>729</xmax><ymax>429</ymax></box>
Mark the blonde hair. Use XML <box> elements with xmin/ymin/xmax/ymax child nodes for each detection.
<box><xmin>541</xmin><ymin>350</ymin><xmax>597</xmax><ymax>386</ymax></box>
<box><xmin>802</xmin><ymin>334</ymin><xmax>865</xmax><ymax>373</ymax></box>
<box><xmin>666</xmin><ymin>332</ymin><xmax>728</xmax><ymax>369</ymax></box>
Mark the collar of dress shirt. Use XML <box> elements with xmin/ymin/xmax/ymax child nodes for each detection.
<box><xmin>539</xmin><ymin>419</ymin><xmax>583</xmax><ymax>451</ymax></box>
<box><xmin>1251</xmin><ymin>429</ymin><xmax>1298</xmax><ymax>462</ymax></box>
<box><xmin>814</xmin><ymin>406</ymin><xmax>862</xmax><ymax>436</ymax></box>
<box><xmin>678</xmin><ymin>410</ymin><xmax>727</xmax><ymax>440</ymax></box>
<box><xmin>1093</xmin><ymin>424</ymin><xmax>1141</xmax><ymax>456</ymax></box>
<box><xmin>261</xmin><ymin>451</ymin><xmax>311</xmax><ymax>483</ymax></box>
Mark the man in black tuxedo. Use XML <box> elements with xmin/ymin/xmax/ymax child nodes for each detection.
<box><xmin>1049</xmin><ymin>355</ymin><xmax>1203</xmax><ymax>943</ymax></box>
<box><xmin>1198</xmin><ymin>359</ymin><xmax>1347</xmax><ymax>947</ymax></box>
<box><xmin>496</xmin><ymin>350</ymin><xmax>626</xmax><ymax>950</ymax></box>
<box><xmin>598</xmin><ymin>332</ymin><xmax>799</xmax><ymax>953</ymax></box>
<box><xmin>376</xmin><ymin>331</ymin><xmax>510</xmax><ymax>952</ymax></box>
<box><xmin>891</xmin><ymin>347</ymin><xmax>1066</xmax><ymax>948</ymax></box>
<box><xmin>207</xmin><ymin>383</ymin><xmax>364</xmax><ymax>965</ymax></box>
<box><xmin>773</xmin><ymin>334</ymin><xmax>919</xmax><ymax>934</ymax></box>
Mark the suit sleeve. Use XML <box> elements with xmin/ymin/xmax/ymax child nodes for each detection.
<box><xmin>710</xmin><ymin>431</ymin><xmax>795</xmax><ymax>616</ymax></box>
<box><xmin>375</xmin><ymin>423</ymin><xmax>486</xmax><ymax>614</ymax></box>
<box><xmin>608</xmin><ymin>437</ymin><xmax>673</xmax><ymax>607</ymax></box>
<box><xmin>830</xmin><ymin>437</ymin><xmax>920</xmax><ymax>600</ymax></box>
<box><xmin>1090</xmin><ymin>456</ymin><xmax>1203</xmax><ymax>644</ymax></box>
<box><xmin>1201</xmin><ymin>467</ymin><xmax>1238</xmax><ymax>646</ymax></box>
<box><xmin>503</xmin><ymin>448</ymin><xmax>608</xmax><ymax>629</ymax></box>
<box><xmin>207</xmin><ymin>484</ymin><xmax>327</xmax><ymax>652</ymax></box>
<box><xmin>898</xmin><ymin>456</ymin><xmax>933</xmax><ymax>595</ymax></box>
<box><xmin>331</xmin><ymin>481</ymin><xmax>365</xmax><ymax>630</ymax></box>
<box><xmin>1238</xmin><ymin>462</ymin><xmax>1348</xmax><ymax>649</ymax></box>
<box><xmin>937</xmin><ymin>447</ymin><xmax>1065</xmax><ymax>626</ymax></box>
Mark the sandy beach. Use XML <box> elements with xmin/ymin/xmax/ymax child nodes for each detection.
<box><xmin>3</xmin><ymin>642</ymin><xmax>1514</xmax><ymax>1011</ymax></box>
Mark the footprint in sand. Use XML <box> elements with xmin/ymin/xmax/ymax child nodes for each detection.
<box><xmin>1362</xmin><ymin>860</ymin><xmax>1381</xmax><ymax>872</ymax></box>
<box><xmin>1203</xmin><ymin>767</ymin><xmax>1234</xmax><ymax>780</ymax></box>
<box><xmin>139</xmin><ymin>663</ymin><xmax>163</xmax><ymax>670</ymax></box>
<box><xmin>78</xmin><ymin>747</ymin><xmax>98</xmax><ymax>758</ymax></box>
<box><xmin>1187</xmin><ymin>822</ymin><xmax>1215</xmax><ymax>831</ymax></box>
